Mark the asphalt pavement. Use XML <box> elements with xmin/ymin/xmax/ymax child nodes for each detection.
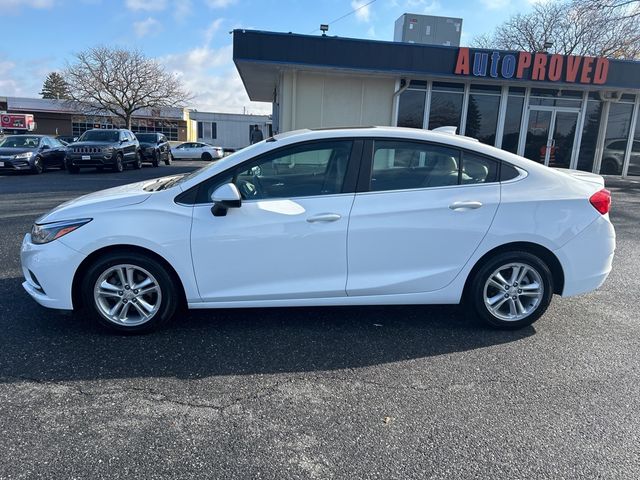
<box><xmin>0</xmin><ymin>165</ymin><xmax>639</xmax><ymax>479</ymax></box>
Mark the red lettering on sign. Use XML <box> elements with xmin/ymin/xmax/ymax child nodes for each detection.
<box><xmin>516</xmin><ymin>52</ymin><xmax>532</xmax><ymax>79</ymax></box>
<box><xmin>454</xmin><ymin>47</ymin><xmax>470</xmax><ymax>75</ymax></box>
<box><xmin>531</xmin><ymin>53</ymin><xmax>547</xmax><ymax>80</ymax></box>
<box><xmin>580</xmin><ymin>57</ymin><xmax>595</xmax><ymax>83</ymax></box>
<box><xmin>593</xmin><ymin>57</ymin><xmax>609</xmax><ymax>84</ymax></box>
<box><xmin>548</xmin><ymin>54</ymin><xmax>563</xmax><ymax>81</ymax></box>
<box><xmin>566</xmin><ymin>56</ymin><xmax>581</xmax><ymax>82</ymax></box>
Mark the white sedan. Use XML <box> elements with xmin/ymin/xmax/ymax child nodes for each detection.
<box><xmin>172</xmin><ymin>142</ymin><xmax>223</xmax><ymax>161</ymax></box>
<box><xmin>21</xmin><ymin>127</ymin><xmax>615</xmax><ymax>333</ymax></box>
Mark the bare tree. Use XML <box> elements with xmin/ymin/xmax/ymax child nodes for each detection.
<box><xmin>472</xmin><ymin>0</ymin><xmax>640</xmax><ymax>59</ymax></box>
<box><xmin>64</xmin><ymin>46</ymin><xmax>191</xmax><ymax>129</ymax></box>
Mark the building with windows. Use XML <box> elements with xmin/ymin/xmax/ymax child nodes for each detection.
<box><xmin>190</xmin><ymin>111</ymin><xmax>272</xmax><ymax>150</ymax></box>
<box><xmin>233</xmin><ymin>28</ymin><xmax>640</xmax><ymax>177</ymax></box>
<box><xmin>0</xmin><ymin>96</ymin><xmax>190</xmax><ymax>141</ymax></box>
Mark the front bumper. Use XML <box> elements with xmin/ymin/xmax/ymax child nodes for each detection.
<box><xmin>554</xmin><ymin>215</ymin><xmax>616</xmax><ymax>297</ymax></box>
<box><xmin>0</xmin><ymin>159</ymin><xmax>33</xmax><ymax>171</ymax></box>
<box><xmin>21</xmin><ymin>234</ymin><xmax>86</xmax><ymax>310</ymax></box>
<box><xmin>66</xmin><ymin>154</ymin><xmax>115</xmax><ymax>167</ymax></box>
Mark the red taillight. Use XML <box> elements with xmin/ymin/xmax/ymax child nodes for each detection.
<box><xmin>589</xmin><ymin>188</ymin><xmax>611</xmax><ymax>215</ymax></box>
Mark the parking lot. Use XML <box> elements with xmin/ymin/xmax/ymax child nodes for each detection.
<box><xmin>0</xmin><ymin>166</ymin><xmax>639</xmax><ymax>479</ymax></box>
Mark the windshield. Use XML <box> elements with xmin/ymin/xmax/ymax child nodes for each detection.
<box><xmin>170</xmin><ymin>142</ymin><xmax>262</xmax><ymax>188</ymax></box>
<box><xmin>79</xmin><ymin>130</ymin><xmax>119</xmax><ymax>142</ymax></box>
<box><xmin>136</xmin><ymin>133</ymin><xmax>156</xmax><ymax>142</ymax></box>
<box><xmin>0</xmin><ymin>136</ymin><xmax>41</xmax><ymax>148</ymax></box>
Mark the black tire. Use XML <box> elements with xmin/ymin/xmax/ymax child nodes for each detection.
<box><xmin>202</xmin><ymin>152</ymin><xmax>213</xmax><ymax>161</ymax></box>
<box><xmin>32</xmin><ymin>157</ymin><xmax>44</xmax><ymax>174</ymax></box>
<box><xmin>133</xmin><ymin>151</ymin><xmax>142</xmax><ymax>169</ymax></box>
<box><xmin>152</xmin><ymin>151</ymin><xmax>160</xmax><ymax>167</ymax></box>
<box><xmin>60</xmin><ymin>158</ymin><xmax>66</xmax><ymax>170</ymax></box>
<box><xmin>113</xmin><ymin>153</ymin><xmax>124</xmax><ymax>173</ymax></box>
<box><xmin>468</xmin><ymin>251</ymin><xmax>553</xmax><ymax>329</ymax></box>
<box><xmin>68</xmin><ymin>164</ymin><xmax>80</xmax><ymax>174</ymax></box>
<box><xmin>80</xmin><ymin>252</ymin><xmax>179</xmax><ymax>333</ymax></box>
<box><xmin>601</xmin><ymin>158</ymin><xmax>620</xmax><ymax>175</ymax></box>
<box><xmin>164</xmin><ymin>152</ymin><xmax>172</xmax><ymax>166</ymax></box>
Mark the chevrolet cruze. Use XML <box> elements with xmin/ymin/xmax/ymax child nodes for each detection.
<box><xmin>21</xmin><ymin>127</ymin><xmax>615</xmax><ymax>333</ymax></box>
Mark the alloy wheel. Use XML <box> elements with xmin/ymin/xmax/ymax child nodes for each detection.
<box><xmin>93</xmin><ymin>264</ymin><xmax>162</xmax><ymax>326</ymax></box>
<box><xmin>483</xmin><ymin>262</ymin><xmax>544</xmax><ymax>322</ymax></box>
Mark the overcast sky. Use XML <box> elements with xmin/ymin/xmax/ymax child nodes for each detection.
<box><xmin>0</xmin><ymin>0</ymin><xmax>542</xmax><ymax>114</ymax></box>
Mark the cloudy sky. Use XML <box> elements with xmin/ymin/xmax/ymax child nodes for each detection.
<box><xmin>0</xmin><ymin>0</ymin><xmax>543</xmax><ymax>115</ymax></box>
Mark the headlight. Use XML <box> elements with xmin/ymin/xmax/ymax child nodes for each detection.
<box><xmin>14</xmin><ymin>151</ymin><xmax>34</xmax><ymax>159</ymax></box>
<box><xmin>31</xmin><ymin>218</ymin><xmax>92</xmax><ymax>245</ymax></box>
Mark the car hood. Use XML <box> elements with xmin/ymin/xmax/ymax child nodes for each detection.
<box><xmin>37</xmin><ymin>180</ymin><xmax>153</xmax><ymax>224</ymax></box>
<box><xmin>0</xmin><ymin>147</ymin><xmax>36</xmax><ymax>156</ymax></box>
<box><xmin>68</xmin><ymin>141</ymin><xmax>117</xmax><ymax>148</ymax></box>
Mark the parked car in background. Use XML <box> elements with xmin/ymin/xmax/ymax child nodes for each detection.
<box><xmin>66</xmin><ymin>129</ymin><xmax>141</xmax><ymax>173</ymax></box>
<box><xmin>21</xmin><ymin>127</ymin><xmax>615</xmax><ymax>333</ymax></box>
<box><xmin>0</xmin><ymin>135</ymin><xmax>67</xmax><ymax>173</ymax></box>
<box><xmin>172</xmin><ymin>142</ymin><xmax>223</xmax><ymax>161</ymax></box>
<box><xmin>601</xmin><ymin>139</ymin><xmax>640</xmax><ymax>176</ymax></box>
<box><xmin>135</xmin><ymin>132</ymin><xmax>172</xmax><ymax>167</ymax></box>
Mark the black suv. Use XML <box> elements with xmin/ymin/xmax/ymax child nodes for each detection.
<box><xmin>135</xmin><ymin>132</ymin><xmax>172</xmax><ymax>167</ymax></box>
<box><xmin>66</xmin><ymin>129</ymin><xmax>141</xmax><ymax>173</ymax></box>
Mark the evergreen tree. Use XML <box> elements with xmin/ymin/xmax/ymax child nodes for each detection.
<box><xmin>40</xmin><ymin>72</ymin><xmax>70</xmax><ymax>99</ymax></box>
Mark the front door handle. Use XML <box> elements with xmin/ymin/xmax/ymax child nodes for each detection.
<box><xmin>449</xmin><ymin>201</ymin><xmax>483</xmax><ymax>211</ymax></box>
<box><xmin>307</xmin><ymin>213</ymin><xmax>342</xmax><ymax>223</ymax></box>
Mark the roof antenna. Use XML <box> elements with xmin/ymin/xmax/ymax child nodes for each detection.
<box><xmin>320</xmin><ymin>24</ymin><xmax>329</xmax><ymax>36</ymax></box>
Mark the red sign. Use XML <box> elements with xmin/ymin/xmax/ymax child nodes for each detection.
<box><xmin>454</xmin><ymin>48</ymin><xmax>609</xmax><ymax>85</ymax></box>
<box><xmin>1</xmin><ymin>114</ymin><xmax>36</xmax><ymax>130</ymax></box>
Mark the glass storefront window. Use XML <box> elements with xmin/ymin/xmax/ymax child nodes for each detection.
<box><xmin>397</xmin><ymin>89</ymin><xmax>426</xmax><ymax>129</ymax></box>
<box><xmin>600</xmin><ymin>102</ymin><xmax>635</xmax><ymax>175</ymax></box>
<box><xmin>465</xmin><ymin>92</ymin><xmax>500</xmax><ymax>145</ymax></box>
<box><xmin>628</xmin><ymin>111</ymin><xmax>640</xmax><ymax>177</ymax></box>
<box><xmin>576</xmin><ymin>100</ymin><xmax>603</xmax><ymax>172</ymax></box>
<box><xmin>429</xmin><ymin>90</ymin><xmax>463</xmax><ymax>131</ymax></box>
<box><xmin>502</xmin><ymin>95</ymin><xmax>524</xmax><ymax>154</ymax></box>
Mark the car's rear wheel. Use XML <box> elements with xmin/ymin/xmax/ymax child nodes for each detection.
<box><xmin>469</xmin><ymin>251</ymin><xmax>553</xmax><ymax>329</ymax></box>
<box><xmin>202</xmin><ymin>152</ymin><xmax>213</xmax><ymax>161</ymax></box>
<box><xmin>81</xmin><ymin>252</ymin><xmax>178</xmax><ymax>333</ymax></box>
<box><xmin>113</xmin><ymin>154</ymin><xmax>124</xmax><ymax>173</ymax></box>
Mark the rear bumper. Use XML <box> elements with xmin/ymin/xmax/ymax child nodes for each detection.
<box><xmin>554</xmin><ymin>215</ymin><xmax>616</xmax><ymax>297</ymax></box>
<box><xmin>20</xmin><ymin>234</ymin><xmax>86</xmax><ymax>310</ymax></box>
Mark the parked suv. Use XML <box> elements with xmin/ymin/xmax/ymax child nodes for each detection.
<box><xmin>66</xmin><ymin>129</ymin><xmax>141</xmax><ymax>173</ymax></box>
<box><xmin>135</xmin><ymin>132</ymin><xmax>172</xmax><ymax>167</ymax></box>
<box><xmin>601</xmin><ymin>139</ymin><xmax>640</xmax><ymax>176</ymax></box>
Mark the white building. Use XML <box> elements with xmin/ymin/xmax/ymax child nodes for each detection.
<box><xmin>189</xmin><ymin>111</ymin><xmax>272</xmax><ymax>150</ymax></box>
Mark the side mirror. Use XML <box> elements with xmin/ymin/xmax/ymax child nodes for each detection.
<box><xmin>41</xmin><ymin>144</ymin><xmax>50</xmax><ymax>150</ymax></box>
<box><xmin>211</xmin><ymin>183</ymin><xmax>242</xmax><ymax>217</ymax></box>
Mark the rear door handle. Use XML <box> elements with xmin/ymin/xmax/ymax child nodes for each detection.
<box><xmin>307</xmin><ymin>213</ymin><xmax>342</xmax><ymax>223</ymax></box>
<box><xmin>449</xmin><ymin>201</ymin><xmax>483</xmax><ymax>211</ymax></box>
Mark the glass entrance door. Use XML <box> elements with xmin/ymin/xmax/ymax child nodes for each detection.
<box><xmin>524</xmin><ymin>107</ymin><xmax>580</xmax><ymax>168</ymax></box>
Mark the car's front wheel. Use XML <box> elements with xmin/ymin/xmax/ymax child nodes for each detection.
<box><xmin>133</xmin><ymin>151</ymin><xmax>143</xmax><ymax>169</ymax></box>
<box><xmin>469</xmin><ymin>251</ymin><xmax>553</xmax><ymax>329</ymax></box>
<box><xmin>32</xmin><ymin>157</ymin><xmax>44</xmax><ymax>174</ymax></box>
<box><xmin>113</xmin><ymin>153</ymin><xmax>124</xmax><ymax>173</ymax></box>
<box><xmin>81</xmin><ymin>252</ymin><xmax>178</xmax><ymax>333</ymax></box>
<box><xmin>164</xmin><ymin>152</ymin><xmax>172</xmax><ymax>166</ymax></box>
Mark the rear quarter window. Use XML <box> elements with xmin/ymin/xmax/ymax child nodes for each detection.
<box><xmin>500</xmin><ymin>162</ymin><xmax>520</xmax><ymax>181</ymax></box>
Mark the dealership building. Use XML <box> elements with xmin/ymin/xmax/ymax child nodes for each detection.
<box><xmin>233</xmin><ymin>23</ymin><xmax>640</xmax><ymax>177</ymax></box>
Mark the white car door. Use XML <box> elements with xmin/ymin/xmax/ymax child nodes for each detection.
<box><xmin>190</xmin><ymin>139</ymin><xmax>358</xmax><ymax>302</ymax></box>
<box><xmin>346</xmin><ymin>139</ymin><xmax>500</xmax><ymax>296</ymax></box>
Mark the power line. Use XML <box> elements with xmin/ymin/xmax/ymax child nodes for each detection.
<box><xmin>309</xmin><ymin>0</ymin><xmax>378</xmax><ymax>34</ymax></box>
